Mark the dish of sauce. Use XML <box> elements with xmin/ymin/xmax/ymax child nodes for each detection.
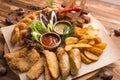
<box><xmin>54</xmin><ymin>21</ymin><xmax>71</xmax><ymax>35</ymax></box>
<box><xmin>42</xmin><ymin>34</ymin><xmax>59</xmax><ymax>46</ymax></box>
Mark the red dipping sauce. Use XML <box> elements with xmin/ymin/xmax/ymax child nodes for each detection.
<box><xmin>42</xmin><ymin>34</ymin><xmax>59</xmax><ymax>46</ymax></box>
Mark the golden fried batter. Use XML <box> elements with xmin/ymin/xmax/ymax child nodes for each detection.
<box><xmin>26</xmin><ymin>58</ymin><xmax>44</xmax><ymax>80</ymax></box>
<box><xmin>11</xmin><ymin>8</ymin><xmax>52</xmax><ymax>46</ymax></box>
<box><xmin>4</xmin><ymin>47</ymin><xmax>40</xmax><ymax>72</ymax></box>
<box><xmin>44</xmin><ymin>58</ymin><xmax>52</xmax><ymax>80</ymax></box>
<box><xmin>69</xmin><ymin>48</ymin><xmax>81</xmax><ymax>75</ymax></box>
<box><xmin>43</xmin><ymin>50</ymin><xmax>59</xmax><ymax>79</ymax></box>
<box><xmin>57</xmin><ymin>47</ymin><xmax>70</xmax><ymax>80</ymax></box>
<box><xmin>8</xmin><ymin>58</ymin><xmax>30</xmax><ymax>72</ymax></box>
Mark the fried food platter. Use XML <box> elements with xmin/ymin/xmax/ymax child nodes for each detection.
<box><xmin>1</xmin><ymin>0</ymin><xmax>120</xmax><ymax>80</ymax></box>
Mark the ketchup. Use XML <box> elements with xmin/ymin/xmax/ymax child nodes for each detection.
<box><xmin>42</xmin><ymin>34</ymin><xmax>59</xmax><ymax>46</ymax></box>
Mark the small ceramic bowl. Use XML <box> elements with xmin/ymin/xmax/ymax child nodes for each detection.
<box><xmin>53</xmin><ymin>20</ymin><xmax>71</xmax><ymax>35</ymax></box>
<box><xmin>40</xmin><ymin>32</ymin><xmax>61</xmax><ymax>50</ymax></box>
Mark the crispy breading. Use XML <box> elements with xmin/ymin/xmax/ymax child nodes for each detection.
<box><xmin>11</xmin><ymin>8</ymin><xmax>52</xmax><ymax>46</ymax></box>
<box><xmin>8</xmin><ymin>58</ymin><xmax>30</xmax><ymax>72</ymax></box>
<box><xmin>26</xmin><ymin>58</ymin><xmax>44</xmax><ymax>80</ymax></box>
<box><xmin>10</xmin><ymin>11</ymin><xmax>40</xmax><ymax>45</ymax></box>
<box><xmin>57</xmin><ymin>47</ymin><xmax>70</xmax><ymax>80</ymax></box>
<box><xmin>69</xmin><ymin>48</ymin><xmax>81</xmax><ymax>75</ymax></box>
<box><xmin>4</xmin><ymin>47</ymin><xmax>40</xmax><ymax>72</ymax></box>
<box><xmin>4</xmin><ymin>47</ymin><xmax>28</xmax><ymax>61</ymax></box>
<box><xmin>43</xmin><ymin>50</ymin><xmax>59</xmax><ymax>79</ymax></box>
<box><xmin>44</xmin><ymin>58</ymin><xmax>52</xmax><ymax>80</ymax></box>
<box><xmin>26</xmin><ymin>48</ymin><xmax>41</xmax><ymax>64</ymax></box>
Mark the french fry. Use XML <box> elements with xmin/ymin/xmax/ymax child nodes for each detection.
<box><xmin>87</xmin><ymin>47</ymin><xmax>103</xmax><ymax>56</ymax></box>
<box><xmin>85</xmin><ymin>25</ymin><xmax>94</xmax><ymax>30</ymax></box>
<box><xmin>94</xmin><ymin>43</ymin><xmax>107</xmax><ymax>50</ymax></box>
<box><xmin>64</xmin><ymin>43</ymin><xmax>92</xmax><ymax>51</ymax></box>
<box><xmin>73</xmin><ymin>27</ymin><xmax>82</xmax><ymax>37</ymax></box>
<box><xmin>81</xmin><ymin>34</ymin><xmax>96</xmax><ymax>40</ymax></box>
<box><xmin>65</xmin><ymin>37</ymin><xmax>79</xmax><ymax>45</ymax></box>
<box><xmin>64</xmin><ymin>45</ymin><xmax>73</xmax><ymax>52</ymax></box>
<box><xmin>94</xmin><ymin>36</ymin><xmax>102</xmax><ymax>44</ymax></box>
<box><xmin>84</xmin><ymin>51</ymin><xmax>98</xmax><ymax>61</ymax></box>
<box><xmin>80</xmin><ymin>52</ymin><xmax>92</xmax><ymax>64</ymax></box>
<box><xmin>86</xmin><ymin>30</ymin><xmax>99</xmax><ymax>36</ymax></box>
<box><xmin>77</xmin><ymin>28</ymin><xmax>87</xmax><ymax>34</ymax></box>
<box><xmin>88</xmin><ymin>39</ymin><xmax>95</xmax><ymax>45</ymax></box>
<box><xmin>74</xmin><ymin>43</ymin><xmax>92</xmax><ymax>48</ymax></box>
<box><xmin>78</xmin><ymin>39</ymin><xmax>88</xmax><ymax>43</ymax></box>
<box><xmin>66</xmin><ymin>25</ymin><xmax>107</xmax><ymax>64</ymax></box>
<box><xmin>73</xmin><ymin>27</ymin><xmax>87</xmax><ymax>37</ymax></box>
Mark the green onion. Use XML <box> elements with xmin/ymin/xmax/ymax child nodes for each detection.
<box><xmin>47</xmin><ymin>11</ymin><xmax>57</xmax><ymax>32</ymax></box>
<box><xmin>29</xmin><ymin>20</ymin><xmax>47</xmax><ymax>42</ymax></box>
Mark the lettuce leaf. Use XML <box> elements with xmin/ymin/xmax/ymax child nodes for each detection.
<box><xmin>29</xmin><ymin>20</ymin><xmax>47</xmax><ymax>42</ymax></box>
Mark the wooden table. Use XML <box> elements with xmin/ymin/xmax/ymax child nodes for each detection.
<box><xmin>0</xmin><ymin>0</ymin><xmax>120</xmax><ymax>80</ymax></box>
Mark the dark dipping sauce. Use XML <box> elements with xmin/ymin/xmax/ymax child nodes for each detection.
<box><xmin>42</xmin><ymin>34</ymin><xmax>59</xmax><ymax>46</ymax></box>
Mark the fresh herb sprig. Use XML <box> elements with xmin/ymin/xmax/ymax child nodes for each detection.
<box><xmin>47</xmin><ymin>11</ymin><xmax>57</xmax><ymax>32</ymax></box>
<box><xmin>62</xmin><ymin>22</ymin><xmax>77</xmax><ymax>43</ymax></box>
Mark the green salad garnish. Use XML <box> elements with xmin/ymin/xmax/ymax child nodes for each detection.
<box><xmin>30</xmin><ymin>20</ymin><xmax>47</xmax><ymax>42</ymax></box>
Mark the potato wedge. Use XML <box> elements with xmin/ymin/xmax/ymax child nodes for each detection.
<box><xmin>94</xmin><ymin>43</ymin><xmax>107</xmax><ymax>50</ymax></box>
<box><xmin>26</xmin><ymin>58</ymin><xmax>44</xmax><ymax>80</ymax></box>
<box><xmin>87</xmin><ymin>47</ymin><xmax>103</xmax><ymax>56</ymax></box>
<box><xmin>43</xmin><ymin>50</ymin><xmax>59</xmax><ymax>79</ymax></box>
<box><xmin>73</xmin><ymin>27</ymin><xmax>82</xmax><ymax>37</ymax></box>
<box><xmin>84</xmin><ymin>51</ymin><xmax>98</xmax><ymax>61</ymax></box>
<box><xmin>88</xmin><ymin>39</ymin><xmax>95</xmax><ymax>45</ymax></box>
<box><xmin>80</xmin><ymin>52</ymin><xmax>93</xmax><ymax>64</ymax></box>
<box><xmin>81</xmin><ymin>34</ymin><xmax>96</xmax><ymax>40</ymax></box>
<box><xmin>86</xmin><ymin>30</ymin><xmax>99</xmax><ymax>36</ymax></box>
<box><xmin>69</xmin><ymin>48</ymin><xmax>81</xmax><ymax>75</ymax></box>
<box><xmin>76</xmin><ymin>27</ymin><xmax>87</xmax><ymax>34</ymax></box>
<box><xmin>74</xmin><ymin>43</ymin><xmax>92</xmax><ymax>48</ymax></box>
<box><xmin>64</xmin><ymin>43</ymin><xmax>92</xmax><ymax>52</ymax></box>
<box><xmin>65</xmin><ymin>37</ymin><xmax>79</xmax><ymax>45</ymax></box>
<box><xmin>85</xmin><ymin>25</ymin><xmax>94</xmax><ymax>30</ymax></box>
<box><xmin>57</xmin><ymin>47</ymin><xmax>70</xmax><ymax>80</ymax></box>
<box><xmin>64</xmin><ymin>44</ymin><xmax>73</xmax><ymax>52</ymax></box>
<box><xmin>94</xmin><ymin>36</ymin><xmax>102</xmax><ymax>44</ymax></box>
<box><xmin>73</xmin><ymin>27</ymin><xmax>87</xmax><ymax>37</ymax></box>
<box><xmin>78</xmin><ymin>39</ymin><xmax>88</xmax><ymax>43</ymax></box>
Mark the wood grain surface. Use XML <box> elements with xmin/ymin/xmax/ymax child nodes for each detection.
<box><xmin>0</xmin><ymin>0</ymin><xmax>120</xmax><ymax>80</ymax></box>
